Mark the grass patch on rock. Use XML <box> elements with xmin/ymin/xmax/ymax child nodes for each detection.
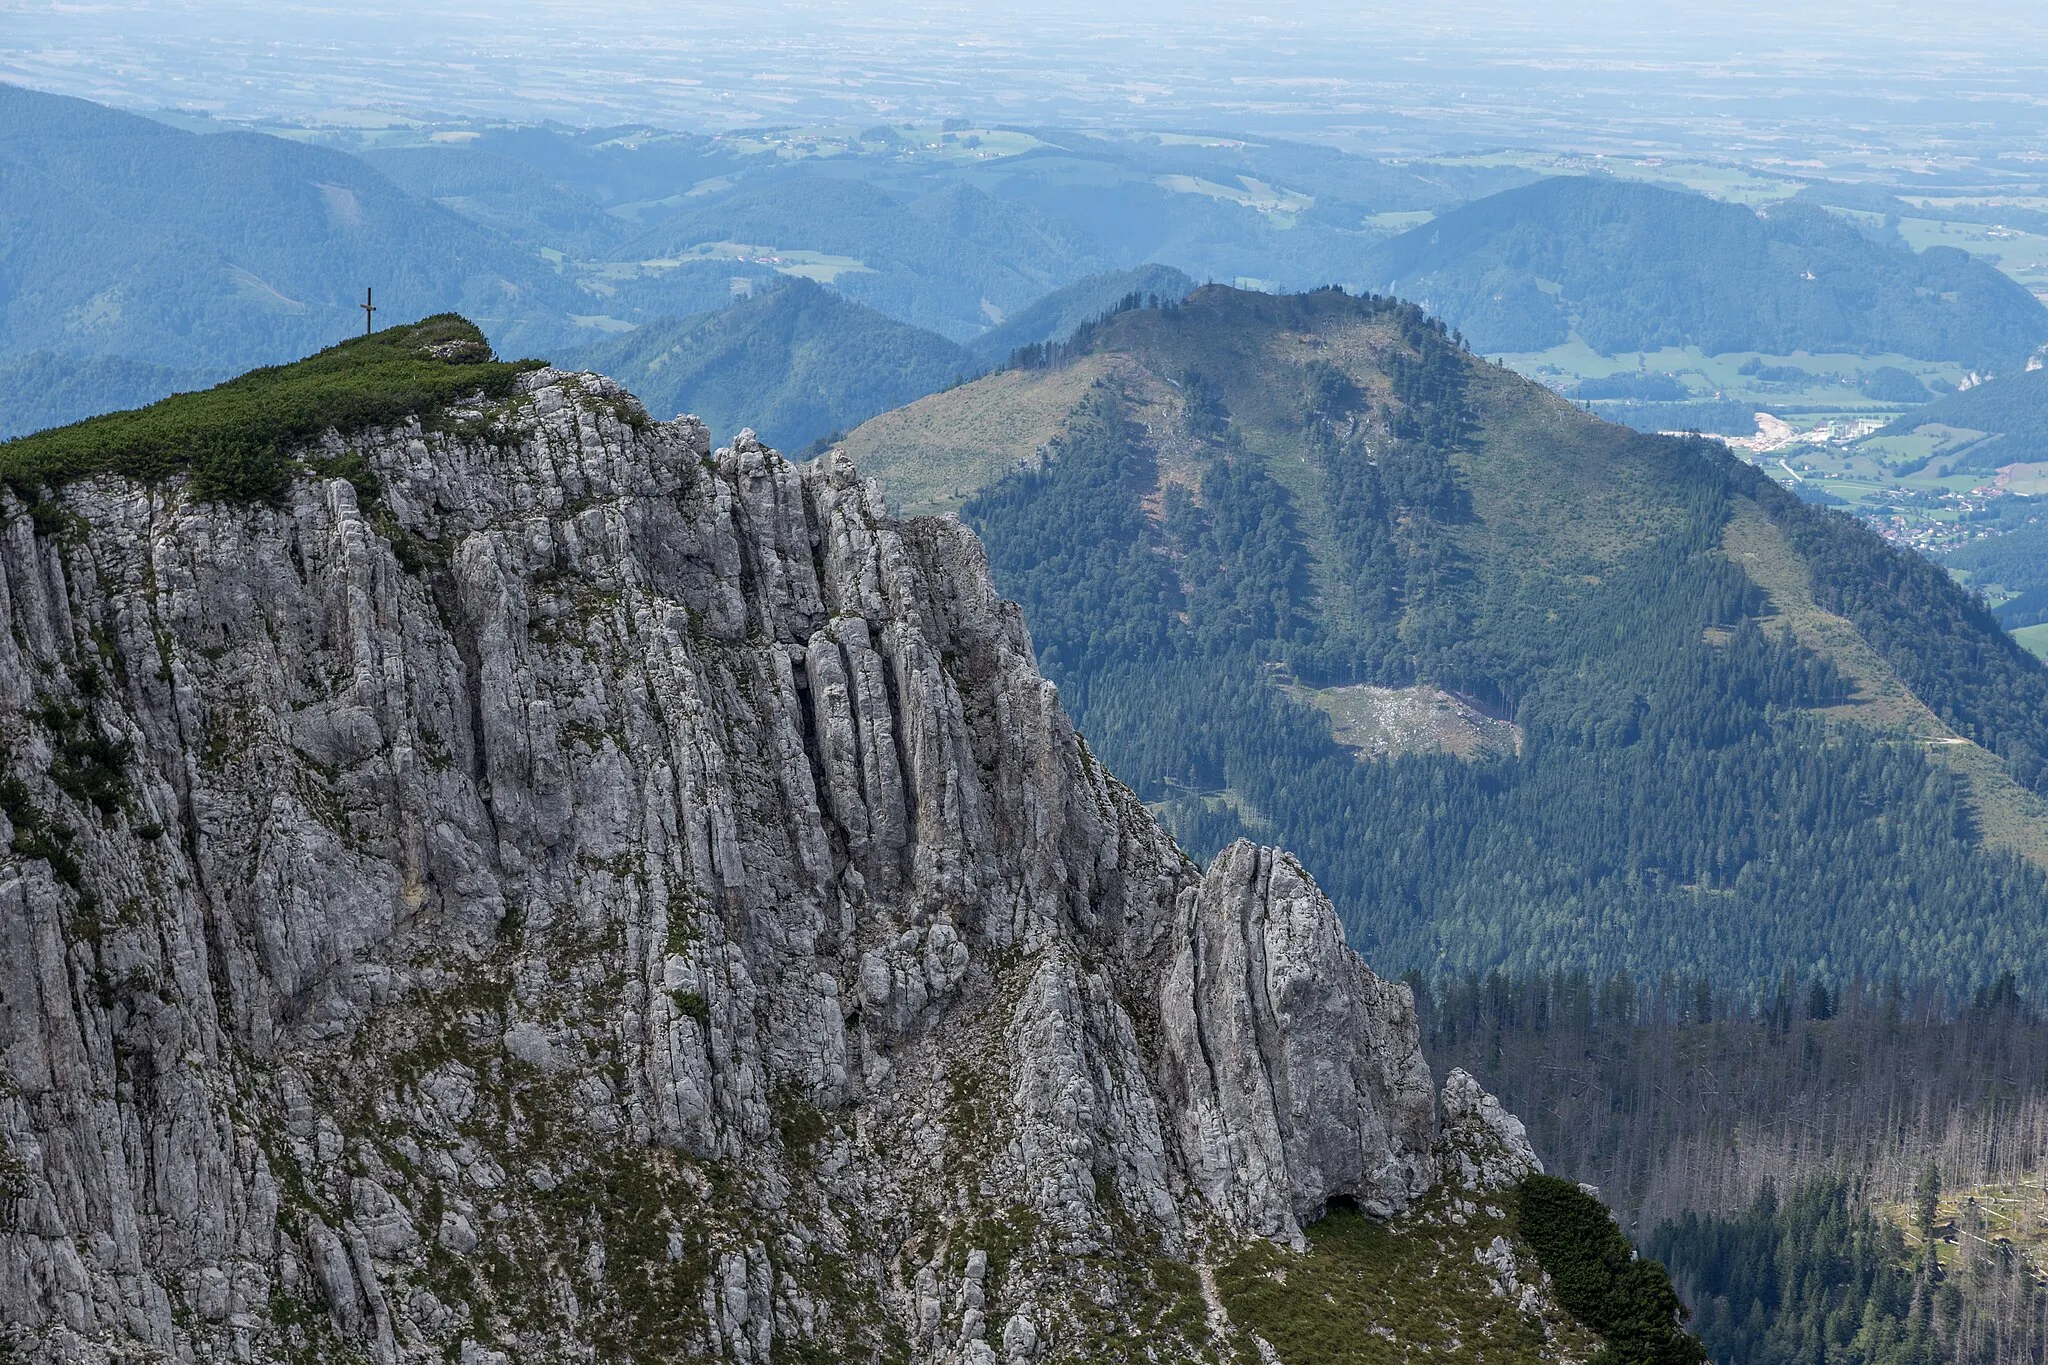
<box><xmin>0</xmin><ymin>315</ymin><xmax>543</xmax><ymax>504</ymax></box>
<box><xmin>1217</xmin><ymin>1190</ymin><xmax>1596</xmax><ymax>1365</ymax></box>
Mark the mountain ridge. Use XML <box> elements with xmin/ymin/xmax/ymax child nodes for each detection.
<box><xmin>611</xmin><ymin>176</ymin><xmax>1110</xmax><ymax>343</ymax></box>
<box><xmin>560</xmin><ymin>277</ymin><xmax>972</xmax><ymax>453</ymax></box>
<box><xmin>1358</xmin><ymin>176</ymin><xmax>2048</xmax><ymax>366</ymax></box>
<box><xmin>0</xmin><ymin>82</ymin><xmax>579</xmax><ymax>371</ymax></box>
<box><xmin>965</xmin><ymin>264</ymin><xmax>1197</xmax><ymax>368</ymax></box>
<box><xmin>0</xmin><ymin>323</ymin><xmax>1664</xmax><ymax>1364</ymax></box>
<box><xmin>0</xmin><ymin>352</ymin><xmax>224</xmax><ymax>440</ymax></box>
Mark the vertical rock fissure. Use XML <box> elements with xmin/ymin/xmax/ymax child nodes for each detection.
<box><xmin>1239</xmin><ymin>849</ymin><xmax>1295</xmax><ymax>1197</ymax></box>
<box><xmin>834</xmin><ymin>636</ymin><xmax>872</xmax><ymax>822</ymax></box>
<box><xmin>874</xmin><ymin>632</ymin><xmax>919</xmax><ymax>858</ymax></box>
<box><xmin>1183</xmin><ymin>892</ymin><xmax>1227</xmax><ymax>1108</ymax></box>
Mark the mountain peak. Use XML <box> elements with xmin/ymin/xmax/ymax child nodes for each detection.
<box><xmin>0</xmin><ymin>313</ymin><xmax>541</xmax><ymax>498</ymax></box>
<box><xmin>0</xmin><ymin>362</ymin><xmax>1611</xmax><ymax>1362</ymax></box>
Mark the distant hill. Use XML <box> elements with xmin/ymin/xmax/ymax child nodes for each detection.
<box><xmin>0</xmin><ymin>83</ymin><xmax>581</xmax><ymax>371</ymax></box>
<box><xmin>966</xmin><ymin>264</ymin><xmax>1196</xmax><ymax>367</ymax></box>
<box><xmin>564</xmin><ymin>278</ymin><xmax>970</xmax><ymax>453</ymax></box>
<box><xmin>612</xmin><ymin>176</ymin><xmax>1110</xmax><ymax>342</ymax></box>
<box><xmin>983</xmin><ymin>127</ymin><xmax>1536</xmax><ymax>289</ymax></box>
<box><xmin>1877</xmin><ymin>365</ymin><xmax>2048</xmax><ymax>471</ymax></box>
<box><xmin>1796</xmin><ymin>182</ymin><xmax>2048</xmax><ymax>238</ymax></box>
<box><xmin>420</xmin><ymin>120</ymin><xmax>1531</xmax><ymax>306</ymax></box>
<box><xmin>357</xmin><ymin>145</ymin><xmax>632</xmax><ymax>257</ymax></box>
<box><xmin>0</xmin><ymin>86</ymin><xmax>1537</xmax><ymax>385</ymax></box>
<box><xmin>429</xmin><ymin>124</ymin><xmax>736</xmax><ymax>225</ymax></box>
<box><xmin>1360</xmin><ymin>176</ymin><xmax>2048</xmax><ymax>367</ymax></box>
<box><xmin>0</xmin><ymin>352</ymin><xmax>222</xmax><ymax>439</ymax></box>
<box><xmin>842</xmin><ymin>284</ymin><xmax>2048</xmax><ymax>996</ymax></box>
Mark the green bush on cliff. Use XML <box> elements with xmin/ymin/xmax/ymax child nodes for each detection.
<box><xmin>1516</xmin><ymin>1174</ymin><xmax>1705</xmax><ymax>1365</ymax></box>
<box><xmin>0</xmin><ymin>315</ymin><xmax>543</xmax><ymax>504</ymax></box>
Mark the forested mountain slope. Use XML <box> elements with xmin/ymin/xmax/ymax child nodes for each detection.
<box><xmin>0</xmin><ymin>83</ymin><xmax>578</xmax><ymax>372</ymax></box>
<box><xmin>561</xmin><ymin>277</ymin><xmax>970</xmax><ymax>453</ymax></box>
<box><xmin>358</xmin><ymin>143</ymin><xmax>636</xmax><ymax>258</ymax></box>
<box><xmin>1358</xmin><ymin>176</ymin><xmax>2048</xmax><ymax>366</ymax></box>
<box><xmin>0</xmin><ymin>352</ymin><xmax>222</xmax><ymax>439</ymax></box>
<box><xmin>1424</xmin><ymin>971</ymin><xmax>2048</xmax><ymax>1364</ymax></box>
<box><xmin>1880</xmin><ymin>363</ymin><xmax>2048</xmax><ymax>470</ymax></box>
<box><xmin>840</xmin><ymin>285</ymin><xmax>2048</xmax><ymax>995</ymax></box>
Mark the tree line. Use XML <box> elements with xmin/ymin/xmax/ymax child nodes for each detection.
<box><xmin>1426</xmin><ymin>970</ymin><xmax>2048</xmax><ymax>1364</ymax></box>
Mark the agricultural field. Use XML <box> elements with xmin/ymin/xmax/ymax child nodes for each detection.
<box><xmin>1153</xmin><ymin>173</ymin><xmax>1313</xmax><ymax>216</ymax></box>
<box><xmin>1854</xmin><ymin>425</ymin><xmax>1995</xmax><ymax>473</ymax></box>
<box><xmin>1362</xmin><ymin>210</ymin><xmax>1435</xmax><ymax>233</ymax></box>
<box><xmin>623</xmin><ymin>242</ymin><xmax>873</xmax><ymax>283</ymax></box>
<box><xmin>2014</xmin><ymin>624</ymin><xmax>2048</xmax><ymax>661</ymax></box>
<box><xmin>1501</xmin><ymin>341</ymin><xmax>1967</xmax><ymax>410</ymax></box>
<box><xmin>715</xmin><ymin>123</ymin><xmax>1053</xmax><ymax>165</ymax></box>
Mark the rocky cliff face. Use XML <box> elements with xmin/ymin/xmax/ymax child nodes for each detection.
<box><xmin>0</xmin><ymin>366</ymin><xmax>1542</xmax><ymax>1363</ymax></box>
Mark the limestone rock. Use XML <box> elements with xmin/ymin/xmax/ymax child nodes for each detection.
<box><xmin>1160</xmin><ymin>843</ymin><xmax>1438</xmax><ymax>1247</ymax></box>
<box><xmin>1439</xmin><ymin>1067</ymin><xmax>1544</xmax><ymax>1193</ymax></box>
<box><xmin>0</xmin><ymin>366</ymin><xmax>1546</xmax><ymax>1363</ymax></box>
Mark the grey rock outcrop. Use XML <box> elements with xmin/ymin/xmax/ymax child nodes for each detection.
<box><xmin>0</xmin><ymin>366</ymin><xmax>1534</xmax><ymax>1362</ymax></box>
<box><xmin>1439</xmin><ymin>1067</ymin><xmax>1545</xmax><ymax>1193</ymax></box>
<box><xmin>1161</xmin><ymin>843</ymin><xmax>1437</xmax><ymax>1248</ymax></box>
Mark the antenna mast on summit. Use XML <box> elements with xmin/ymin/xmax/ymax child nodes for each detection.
<box><xmin>361</xmin><ymin>287</ymin><xmax>377</xmax><ymax>336</ymax></box>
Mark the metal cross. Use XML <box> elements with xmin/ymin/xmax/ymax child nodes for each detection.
<box><xmin>361</xmin><ymin>287</ymin><xmax>377</xmax><ymax>336</ymax></box>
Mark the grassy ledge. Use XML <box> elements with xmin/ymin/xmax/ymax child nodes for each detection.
<box><xmin>0</xmin><ymin>315</ymin><xmax>545</xmax><ymax>505</ymax></box>
<box><xmin>1216</xmin><ymin>1187</ymin><xmax>1598</xmax><ymax>1364</ymax></box>
<box><xmin>1214</xmin><ymin>1177</ymin><xmax>1708</xmax><ymax>1365</ymax></box>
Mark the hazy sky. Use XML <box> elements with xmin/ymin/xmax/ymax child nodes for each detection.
<box><xmin>4</xmin><ymin>0</ymin><xmax>2045</xmax><ymax>158</ymax></box>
